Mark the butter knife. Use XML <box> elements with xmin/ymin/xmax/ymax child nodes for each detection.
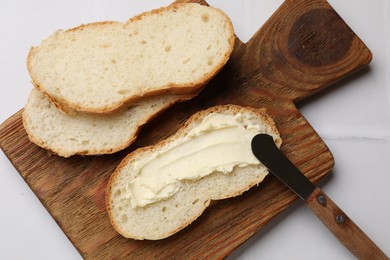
<box><xmin>251</xmin><ymin>134</ymin><xmax>388</xmax><ymax>259</ymax></box>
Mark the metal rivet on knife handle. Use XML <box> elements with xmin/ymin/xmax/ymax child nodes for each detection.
<box><xmin>336</xmin><ymin>214</ymin><xmax>345</xmax><ymax>224</ymax></box>
<box><xmin>317</xmin><ymin>194</ymin><xmax>326</xmax><ymax>206</ymax></box>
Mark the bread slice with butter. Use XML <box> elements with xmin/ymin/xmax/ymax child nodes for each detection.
<box><xmin>27</xmin><ymin>3</ymin><xmax>234</xmax><ymax>114</ymax></box>
<box><xmin>106</xmin><ymin>105</ymin><xmax>282</xmax><ymax>240</ymax></box>
<box><xmin>22</xmin><ymin>88</ymin><xmax>193</xmax><ymax>157</ymax></box>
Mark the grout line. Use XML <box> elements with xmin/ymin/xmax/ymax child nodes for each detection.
<box><xmin>383</xmin><ymin>0</ymin><xmax>390</xmax><ymax>114</ymax></box>
<box><xmin>320</xmin><ymin>134</ymin><xmax>390</xmax><ymax>142</ymax></box>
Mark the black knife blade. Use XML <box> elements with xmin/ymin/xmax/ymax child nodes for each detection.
<box><xmin>251</xmin><ymin>134</ymin><xmax>315</xmax><ymax>200</ymax></box>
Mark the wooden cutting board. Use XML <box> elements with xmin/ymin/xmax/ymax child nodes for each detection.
<box><xmin>0</xmin><ymin>0</ymin><xmax>372</xmax><ymax>258</ymax></box>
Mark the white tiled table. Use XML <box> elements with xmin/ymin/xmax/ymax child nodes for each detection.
<box><xmin>1</xmin><ymin>1</ymin><xmax>389</xmax><ymax>259</ymax></box>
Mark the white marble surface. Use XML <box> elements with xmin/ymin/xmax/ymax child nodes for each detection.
<box><xmin>0</xmin><ymin>0</ymin><xmax>389</xmax><ymax>259</ymax></box>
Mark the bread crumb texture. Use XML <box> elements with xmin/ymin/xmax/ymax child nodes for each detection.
<box><xmin>28</xmin><ymin>3</ymin><xmax>234</xmax><ymax>113</ymax></box>
<box><xmin>22</xmin><ymin>88</ymin><xmax>183</xmax><ymax>157</ymax></box>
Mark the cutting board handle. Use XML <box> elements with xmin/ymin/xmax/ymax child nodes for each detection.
<box><xmin>306</xmin><ymin>187</ymin><xmax>389</xmax><ymax>259</ymax></box>
<box><xmin>242</xmin><ymin>1</ymin><xmax>372</xmax><ymax>102</ymax></box>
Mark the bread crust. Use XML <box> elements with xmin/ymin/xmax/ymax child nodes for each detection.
<box><xmin>106</xmin><ymin>104</ymin><xmax>282</xmax><ymax>239</ymax></box>
<box><xmin>27</xmin><ymin>3</ymin><xmax>235</xmax><ymax>114</ymax></box>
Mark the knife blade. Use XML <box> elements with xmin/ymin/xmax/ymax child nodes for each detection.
<box><xmin>251</xmin><ymin>134</ymin><xmax>388</xmax><ymax>259</ymax></box>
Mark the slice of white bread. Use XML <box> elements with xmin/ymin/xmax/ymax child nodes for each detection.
<box><xmin>22</xmin><ymin>88</ymin><xmax>193</xmax><ymax>157</ymax></box>
<box><xmin>27</xmin><ymin>3</ymin><xmax>235</xmax><ymax>114</ymax></box>
<box><xmin>106</xmin><ymin>105</ymin><xmax>282</xmax><ymax>240</ymax></box>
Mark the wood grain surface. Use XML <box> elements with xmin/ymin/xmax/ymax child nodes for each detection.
<box><xmin>0</xmin><ymin>0</ymin><xmax>372</xmax><ymax>259</ymax></box>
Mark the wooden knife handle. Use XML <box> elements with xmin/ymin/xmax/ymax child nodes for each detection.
<box><xmin>306</xmin><ymin>187</ymin><xmax>389</xmax><ymax>259</ymax></box>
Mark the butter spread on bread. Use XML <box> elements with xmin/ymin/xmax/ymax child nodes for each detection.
<box><xmin>129</xmin><ymin>112</ymin><xmax>272</xmax><ymax>208</ymax></box>
<box><xmin>106</xmin><ymin>105</ymin><xmax>282</xmax><ymax>240</ymax></box>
